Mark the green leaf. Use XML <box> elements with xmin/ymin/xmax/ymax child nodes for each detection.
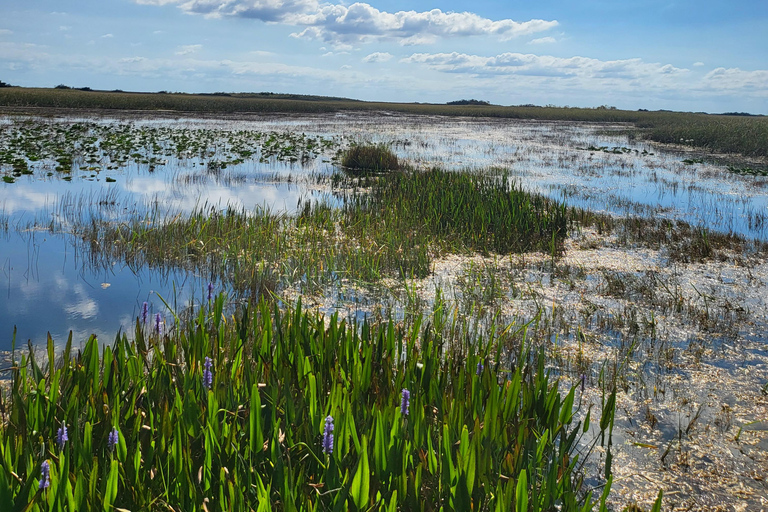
<box><xmin>650</xmin><ymin>489</ymin><xmax>663</xmax><ymax>512</ymax></box>
<box><xmin>103</xmin><ymin>459</ymin><xmax>118</xmax><ymax>512</ymax></box>
<box><xmin>515</xmin><ymin>469</ymin><xmax>528</xmax><ymax>512</ymax></box>
<box><xmin>350</xmin><ymin>436</ymin><xmax>370</xmax><ymax>510</ymax></box>
<box><xmin>249</xmin><ymin>383</ymin><xmax>263</xmax><ymax>458</ymax></box>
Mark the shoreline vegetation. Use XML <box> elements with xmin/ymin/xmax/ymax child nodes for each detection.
<box><xmin>1</xmin><ymin>86</ymin><xmax>766</xmax><ymax>158</ymax></box>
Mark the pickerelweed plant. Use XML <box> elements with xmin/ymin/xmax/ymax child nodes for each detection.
<box><xmin>0</xmin><ymin>294</ymin><xmax>630</xmax><ymax>511</ymax></box>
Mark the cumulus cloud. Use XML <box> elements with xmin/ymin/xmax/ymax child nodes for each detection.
<box><xmin>528</xmin><ymin>36</ymin><xmax>556</xmax><ymax>44</ymax></box>
<box><xmin>362</xmin><ymin>51</ymin><xmax>392</xmax><ymax>63</ymax></box>
<box><xmin>0</xmin><ymin>29</ymin><xmax>13</xmax><ymax>36</ymax></box>
<box><xmin>693</xmin><ymin>61</ymin><xmax>704</xmax><ymax>67</ymax></box>
<box><xmin>176</xmin><ymin>44</ymin><xmax>202</xmax><ymax>55</ymax></box>
<box><xmin>401</xmin><ymin>52</ymin><xmax>689</xmax><ymax>82</ymax></box>
<box><xmin>704</xmin><ymin>67</ymin><xmax>768</xmax><ymax>94</ymax></box>
<box><xmin>101</xmin><ymin>33</ymin><xmax>114</xmax><ymax>38</ymax></box>
<box><xmin>131</xmin><ymin>1</ymin><xmax>557</xmax><ymax>45</ymax></box>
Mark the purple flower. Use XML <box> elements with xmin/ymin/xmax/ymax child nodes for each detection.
<box><xmin>400</xmin><ymin>389</ymin><xmax>410</xmax><ymax>416</ymax></box>
<box><xmin>207</xmin><ymin>282</ymin><xmax>214</xmax><ymax>301</ymax></box>
<box><xmin>155</xmin><ymin>313</ymin><xmax>162</xmax><ymax>335</ymax></box>
<box><xmin>108</xmin><ymin>427</ymin><xmax>119</xmax><ymax>452</ymax></box>
<box><xmin>476</xmin><ymin>362</ymin><xmax>484</xmax><ymax>376</ymax></box>
<box><xmin>141</xmin><ymin>301</ymin><xmax>148</xmax><ymax>324</ymax></box>
<box><xmin>39</xmin><ymin>460</ymin><xmax>50</xmax><ymax>490</ymax></box>
<box><xmin>203</xmin><ymin>357</ymin><xmax>213</xmax><ymax>389</ymax></box>
<box><xmin>580</xmin><ymin>374</ymin><xmax>586</xmax><ymax>392</ymax></box>
<box><xmin>322</xmin><ymin>415</ymin><xmax>334</xmax><ymax>455</ymax></box>
<box><xmin>57</xmin><ymin>422</ymin><xmax>68</xmax><ymax>450</ymax></box>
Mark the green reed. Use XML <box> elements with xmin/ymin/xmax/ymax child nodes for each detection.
<box><xmin>0</xmin><ymin>296</ymin><xmax>624</xmax><ymax>511</ymax></box>
<box><xmin>340</xmin><ymin>144</ymin><xmax>400</xmax><ymax>173</ymax></box>
<box><xmin>86</xmin><ymin>168</ymin><xmax>569</xmax><ymax>295</ymax></box>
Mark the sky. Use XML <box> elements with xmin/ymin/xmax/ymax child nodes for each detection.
<box><xmin>1</xmin><ymin>0</ymin><xmax>766</xmax><ymax>114</ymax></box>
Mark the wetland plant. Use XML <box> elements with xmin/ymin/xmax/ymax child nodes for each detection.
<box><xmin>340</xmin><ymin>143</ymin><xmax>400</xmax><ymax>173</ymax></box>
<box><xmin>0</xmin><ymin>297</ymin><xmax>620</xmax><ymax>511</ymax></box>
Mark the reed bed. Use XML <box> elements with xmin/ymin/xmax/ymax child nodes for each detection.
<box><xmin>0</xmin><ymin>297</ymin><xmax>628</xmax><ymax>511</ymax></box>
<box><xmin>88</xmin><ymin>169</ymin><xmax>569</xmax><ymax>295</ymax></box>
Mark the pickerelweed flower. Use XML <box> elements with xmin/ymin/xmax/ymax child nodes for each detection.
<box><xmin>400</xmin><ymin>388</ymin><xmax>410</xmax><ymax>416</ymax></box>
<box><xmin>203</xmin><ymin>357</ymin><xmax>213</xmax><ymax>389</ymax></box>
<box><xmin>207</xmin><ymin>282</ymin><xmax>214</xmax><ymax>301</ymax></box>
<box><xmin>322</xmin><ymin>415</ymin><xmax>334</xmax><ymax>455</ymax></box>
<box><xmin>57</xmin><ymin>422</ymin><xmax>68</xmax><ymax>450</ymax></box>
<box><xmin>39</xmin><ymin>460</ymin><xmax>50</xmax><ymax>490</ymax></box>
<box><xmin>141</xmin><ymin>301</ymin><xmax>148</xmax><ymax>324</ymax></box>
<box><xmin>476</xmin><ymin>362</ymin><xmax>484</xmax><ymax>376</ymax></box>
<box><xmin>155</xmin><ymin>313</ymin><xmax>162</xmax><ymax>335</ymax></box>
<box><xmin>108</xmin><ymin>427</ymin><xmax>119</xmax><ymax>452</ymax></box>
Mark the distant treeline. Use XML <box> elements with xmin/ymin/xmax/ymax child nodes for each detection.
<box><xmin>0</xmin><ymin>86</ymin><xmax>766</xmax><ymax>157</ymax></box>
<box><xmin>446</xmin><ymin>99</ymin><xmax>491</xmax><ymax>106</ymax></box>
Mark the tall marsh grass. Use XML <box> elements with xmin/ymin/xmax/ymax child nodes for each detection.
<box><xmin>340</xmin><ymin>144</ymin><xmax>400</xmax><ymax>173</ymax></box>
<box><xmin>86</xmin><ymin>169</ymin><xmax>569</xmax><ymax>293</ymax></box>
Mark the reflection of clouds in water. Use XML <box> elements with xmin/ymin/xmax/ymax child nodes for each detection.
<box><xmin>63</xmin><ymin>283</ymin><xmax>99</xmax><ymax>320</ymax></box>
<box><xmin>127</xmin><ymin>180</ymin><xmax>309</xmax><ymax>214</ymax></box>
<box><xmin>0</xmin><ymin>185</ymin><xmax>55</xmax><ymax>214</ymax></box>
<box><xmin>124</xmin><ymin>176</ymin><xmax>170</xmax><ymax>196</ymax></box>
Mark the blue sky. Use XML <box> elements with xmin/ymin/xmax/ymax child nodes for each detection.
<box><xmin>1</xmin><ymin>0</ymin><xmax>766</xmax><ymax>113</ymax></box>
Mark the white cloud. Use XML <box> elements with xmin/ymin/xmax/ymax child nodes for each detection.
<box><xmin>528</xmin><ymin>36</ymin><xmax>556</xmax><ymax>44</ymax></box>
<box><xmin>101</xmin><ymin>33</ymin><xmax>114</xmax><ymax>38</ymax></box>
<box><xmin>401</xmin><ymin>52</ymin><xmax>689</xmax><ymax>82</ymax></box>
<box><xmin>59</xmin><ymin>26</ymin><xmax>71</xmax><ymax>31</ymax></box>
<box><xmin>362</xmin><ymin>51</ymin><xmax>392</xmax><ymax>63</ymax></box>
<box><xmin>704</xmin><ymin>67</ymin><xmax>768</xmax><ymax>95</ymax></box>
<box><xmin>131</xmin><ymin>1</ymin><xmax>557</xmax><ymax>46</ymax></box>
<box><xmin>0</xmin><ymin>29</ymin><xmax>13</xmax><ymax>36</ymax></box>
<box><xmin>176</xmin><ymin>44</ymin><xmax>202</xmax><ymax>55</ymax></box>
<box><xmin>693</xmin><ymin>62</ymin><xmax>704</xmax><ymax>67</ymax></box>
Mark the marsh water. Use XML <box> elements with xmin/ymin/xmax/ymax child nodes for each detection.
<box><xmin>1</xmin><ymin>111</ymin><xmax>767</xmax><ymax>349</ymax></box>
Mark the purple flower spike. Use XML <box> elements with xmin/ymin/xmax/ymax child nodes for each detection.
<box><xmin>476</xmin><ymin>362</ymin><xmax>484</xmax><ymax>376</ymax></box>
<box><xmin>108</xmin><ymin>427</ymin><xmax>119</xmax><ymax>452</ymax></box>
<box><xmin>39</xmin><ymin>460</ymin><xmax>50</xmax><ymax>490</ymax></box>
<box><xmin>203</xmin><ymin>356</ymin><xmax>213</xmax><ymax>389</ymax></box>
<box><xmin>400</xmin><ymin>388</ymin><xmax>410</xmax><ymax>416</ymax></box>
<box><xmin>322</xmin><ymin>415</ymin><xmax>334</xmax><ymax>455</ymax></box>
<box><xmin>207</xmin><ymin>282</ymin><xmax>214</xmax><ymax>302</ymax></box>
<box><xmin>57</xmin><ymin>422</ymin><xmax>68</xmax><ymax>450</ymax></box>
<box><xmin>580</xmin><ymin>374</ymin><xmax>586</xmax><ymax>392</ymax></box>
<box><xmin>155</xmin><ymin>313</ymin><xmax>162</xmax><ymax>335</ymax></box>
<box><xmin>141</xmin><ymin>301</ymin><xmax>148</xmax><ymax>324</ymax></box>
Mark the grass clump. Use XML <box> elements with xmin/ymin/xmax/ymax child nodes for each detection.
<box><xmin>0</xmin><ymin>297</ymin><xmax>618</xmax><ymax>511</ymax></box>
<box><xmin>340</xmin><ymin>143</ymin><xmax>400</xmax><ymax>172</ymax></box>
<box><xmin>85</xmin><ymin>168</ymin><xmax>570</xmax><ymax>294</ymax></box>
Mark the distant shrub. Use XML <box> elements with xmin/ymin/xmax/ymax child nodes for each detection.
<box><xmin>447</xmin><ymin>99</ymin><xmax>490</xmax><ymax>106</ymax></box>
<box><xmin>341</xmin><ymin>144</ymin><xmax>399</xmax><ymax>172</ymax></box>
<box><xmin>54</xmin><ymin>84</ymin><xmax>71</xmax><ymax>89</ymax></box>
<box><xmin>0</xmin><ymin>80</ymin><xmax>12</xmax><ymax>88</ymax></box>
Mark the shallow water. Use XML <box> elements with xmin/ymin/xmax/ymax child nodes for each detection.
<box><xmin>1</xmin><ymin>111</ymin><xmax>767</xmax><ymax>349</ymax></box>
